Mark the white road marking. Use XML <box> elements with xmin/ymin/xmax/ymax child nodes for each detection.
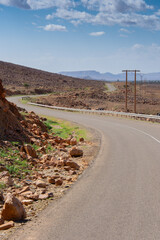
<box><xmin>129</xmin><ymin>127</ymin><xmax>160</xmax><ymax>144</ymax></box>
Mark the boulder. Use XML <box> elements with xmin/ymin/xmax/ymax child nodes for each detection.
<box><xmin>69</xmin><ymin>147</ymin><xmax>83</xmax><ymax>157</ymax></box>
<box><xmin>1</xmin><ymin>193</ymin><xmax>26</xmax><ymax>221</ymax></box>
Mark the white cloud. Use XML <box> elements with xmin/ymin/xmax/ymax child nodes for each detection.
<box><xmin>44</xmin><ymin>1</ymin><xmax>160</xmax><ymax>31</ymax></box>
<box><xmin>0</xmin><ymin>0</ymin><xmax>74</xmax><ymax>9</ymax></box>
<box><xmin>46</xmin><ymin>8</ymin><xmax>92</xmax><ymax>21</ymax></box>
<box><xmin>89</xmin><ymin>31</ymin><xmax>105</xmax><ymax>36</ymax></box>
<box><xmin>0</xmin><ymin>0</ymin><xmax>30</xmax><ymax>9</ymax></box>
<box><xmin>41</xmin><ymin>24</ymin><xmax>67</xmax><ymax>32</ymax></box>
<box><xmin>1</xmin><ymin>0</ymin><xmax>160</xmax><ymax>31</ymax></box>
<box><xmin>81</xmin><ymin>0</ymin><xmax>153</xmax><ymax>12</ymax></box>
<box><xmin>119</xmin><ymin>28</ymin><xmax>130</xmax><ymax>33</ymax></box>
<box><xmin>132</xmin><ymin>44</ymin><xmax>144</xmax><ymax>50</ymax></box>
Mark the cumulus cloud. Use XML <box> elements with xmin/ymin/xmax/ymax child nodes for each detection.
<box><xmin>46</xmin><ymin>8</ymin><xmax>92</xmax><ymax>21</ymax></box>
<box><xmin>41</xmin><ymin>24</ymin><xmax>67</xmax><ymax>32</ymax></box>
<box><xmin>89</xmin><ymin>31</ymin><xmax>105</xmax><ymax>36</ymax></box>
<box><xmin>1</xmin><ymin>0</ymin><xmax>160</xmax><ymax>31</ymax></box>
<box><xmin>81</xmin><ymin>0</ymin><xmax>153</xmax><ymax>12</ymax></box>
<box><xmin>0</xmin><ymin>0</ymin><xmax>74</xmax><ymax>9</ymax></box>
<box><xmin>0</xmin><ymin>0</ymin><xmax>30</xmax><ymax>9</ymax></box>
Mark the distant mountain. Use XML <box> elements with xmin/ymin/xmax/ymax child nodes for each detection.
<box><xmin>60</xmin><ymin>70</ymin><xmax>160</xmax><ymax>81</ymax></box>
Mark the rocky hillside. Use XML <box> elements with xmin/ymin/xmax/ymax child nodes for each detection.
<box><xmin>0</xmin><ymin>61</ymin><xmax>105</xmax><ymax>95</ymax></box>
<box><xmin>0</xmin><ymin>79</ymin><xmax>30</xmax><ymax>142</ymax></box>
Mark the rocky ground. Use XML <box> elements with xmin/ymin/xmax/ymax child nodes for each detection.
<box><xmin>1</xmin><ymin>60</ymin><xmax>159</xmax><ymax>115</ymax></box>
<box><xmin>32</xmin><ymin>81</ymin><xmax>160</xmax><ymax>115</ymax></box>
<box><xmin>0</xmin><ymin>61</ymin><xmax>105</xmax><ymax>96</ymax></box>
<box><xmin>0</xmin><ymin>80</ymin><xmax>100</xmax><ymax>239</ymax></box>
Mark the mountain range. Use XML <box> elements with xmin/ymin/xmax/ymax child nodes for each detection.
<box><xmin>60</xmin><ymin>70</ymin><xmax>160</xmax><ymax>81</ymax></box>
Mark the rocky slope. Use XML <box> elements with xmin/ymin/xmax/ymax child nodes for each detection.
<box><xmin>0</xmin><ymin>61</ymin><xmax>105</xmax><ymax>96</ymax></box>
<box><xmin>0</xmin><ymin>79</ymin><xmax>29</xmax><ymax>142</ymax></box>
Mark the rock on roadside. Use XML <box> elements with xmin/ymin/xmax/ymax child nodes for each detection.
<box><xmin>0</xmin><ymin>221</ymin><xmax>14</xmax><ymax>230</ymax></box>
<box><xmin>1</xmin><ymin>193</ymin><xmax>26</xmax><ymax>221</ymax></box>
<box><xmin>69</xmin><ymin>147</ymin><xmax>83</xmax><ymax>157</ymax></box>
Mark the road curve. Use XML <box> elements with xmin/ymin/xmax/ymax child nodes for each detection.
<box><xmin>9</xmin><ymin>97</ymin><xmax>160</xmax><ymax>240</ymax></box>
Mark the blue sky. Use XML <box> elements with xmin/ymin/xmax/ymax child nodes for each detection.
<box><xmin>0</xmin><ymin>0</ymin><xmax>160</xmax><ymax>74</ymax></box>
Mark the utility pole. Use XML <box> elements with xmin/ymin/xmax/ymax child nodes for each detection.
<box><xmin>122</xmin><ymin>70</ymin><xmax>140</xmax><ymax>113</ymax></box>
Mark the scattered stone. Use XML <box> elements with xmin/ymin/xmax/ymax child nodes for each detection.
<box><xmin>20</xmin><ymin>191</ymin><xmax>33</xmax><ymax>197</ymax></box>
<box><xmin>0</xmin><ymin>221</ymin><xmax>14</xmax><ymax>230</ymax></box>
<box><xmin>79</xmin><ymin>137</ymin><xmax>84</xmax><ymax>142</ymax></box>
<box><xmin>38</xmin><ymin>193</ymin><xmax>49</xmax><ymax>200</ymax></box>
<box><xmin>48</xmin><ymin>177</ymin><xmax>55</xmax><ymax>184</ymax></box>
<box><xmin>66</xmin><ymin>160</ymin><xmax>80</xmax><ymax>170</ymax></box>
<box><xmin>1</xmin><ymin>176</ymin><xmax>14</xmax><ymax>187</ymax></box>
<box><xmin>70</xmin><ymin>147</ymin><xmax>83</xmax><ymax>157</ymax></box>
<box><xmin>22</xmin><ymin>199</ymin><xmax>33</xmax><ymax>205</ymax></box>
<box><xmin>24</xmin><ymin>144</ymin><xmax>37</xmax><ymax>158</ymax></box>
<box><xmin>37</xmin><ymin>147</ymin><xmax>46</xmax><ymax>154</ymax></box>
<box><xmin>64</xmin><ymin>166</ymin><xmax>71</xmax><ymax>171</ymax></box>
<box><xmin>25</xmin><ymin>194</ymin><xmax>39</xmax><ymax>201</ymax></box>
<box><xmin>18</xmin><ymin>186</ymin><xmax>30</xmax><ymax>195</ymax></box>
<box><xmin>55</xmin><ymin>179</ymin><xmax>63</xmax><ymax>186</ymax></box>
<box><xmin>70</xmin><ymin>138</ymin><xmax>77</xmax><ymax>146</ymax></box>
<box><xmin>36</xmin><ymin>180</ymin><xmax>47</xmax><ymax>188</ymax></box>
<box><xmin>48</xmin><ymin>192</ymin><xmax>54</xmax><ymax>198</ymax></box>
<box><xmin>1</xmin><ymin>193</ymin><xmax>26</xmax><ymax>221</ymax></box>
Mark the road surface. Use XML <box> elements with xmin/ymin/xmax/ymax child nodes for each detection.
<box><xmin>9</xmin><ymin>97</ymin><xmax>160</xmax><ymax>240</ymax></box>
<box><xmin>105</xmin><ymin>83</ymin><xmax>116</xmax><ymax>92</ymax></box>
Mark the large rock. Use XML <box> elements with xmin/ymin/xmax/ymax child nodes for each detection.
<box><xmin>1</xmin><ymin>193</ymin><xmax>26</xmax><ymax>221</ymax></box>
<box><xmin>69</xmin><ymin>147</ymin><xmax>83</xmax><ymax>157</ymax></box>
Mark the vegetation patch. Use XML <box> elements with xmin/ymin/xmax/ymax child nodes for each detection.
<box><xmin>43</xmin><ymin>116</ymin><xmax>87</xmax><ymax>140</ymax></box>
<box><xmin>0</xmin><ymin>143</ymin><xmax>32</xmax><ymax>179</ymax></box>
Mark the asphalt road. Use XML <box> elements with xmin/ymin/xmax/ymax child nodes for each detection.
<box><xmin>9</xmin><ymin>97</ymin><xmax>160</xmax><ymax>240</ymax></box>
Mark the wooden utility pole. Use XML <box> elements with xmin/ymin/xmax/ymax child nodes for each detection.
<box><xmin>122</xmin><ymin>70</ymin><xmax>140</xmax><ymax>113</ymax></box>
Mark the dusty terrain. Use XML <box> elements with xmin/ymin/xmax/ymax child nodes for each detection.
<box><xmin>0</xmin><ymin>61</ymin><xmax>105</xmax><ymax>96</ymax></box>
<box><xmin>0</xmin><ymin>60</ymin><xmax>159</xmax><ymax>115</ymax></box>
<box><xmin>33</xmin><ymin>81</ymin><xmax>160</xmax><ymax>115</ymax></box>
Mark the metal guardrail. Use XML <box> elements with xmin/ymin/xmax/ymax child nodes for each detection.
<box><xmin>28</xmin><ymin>102</ymin><xmax>160</xmax><ymax>123</ymax></box>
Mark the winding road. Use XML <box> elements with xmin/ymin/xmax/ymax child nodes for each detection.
<box><xmin>9</xmin><ymin>96</ymin><xmax>160</xmax><ymax>240</ymax></box>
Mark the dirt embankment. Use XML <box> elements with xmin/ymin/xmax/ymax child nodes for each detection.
<box><xmin>0</xmin><ymin>79</ymin><xmax>30</xmax><ymax>143</ymax></box>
